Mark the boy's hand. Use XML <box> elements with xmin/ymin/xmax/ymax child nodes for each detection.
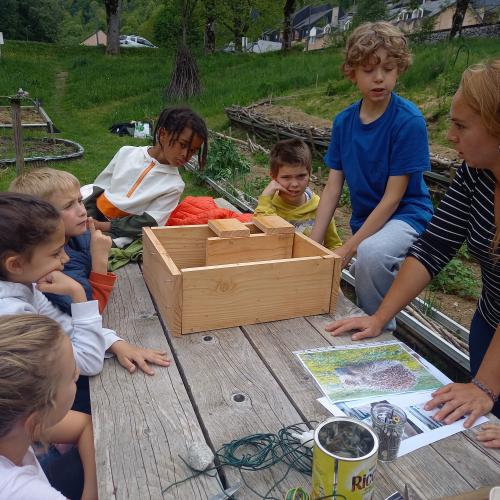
<box><xmin>109</xmin><ymin>340</ymin><xmax>171</xmax><ymax>375</ymax></box>
<box><xmin>261</xmin><ymin>180</ymin><xmax>292</xmax><ymax>197</ymax></box>
<box><xmin>88</xmin><ymin>217</ymin><xmax>112</xmax><ymax>274</ymax></box>
<box><xmin>91</xmin><ymin>219</ymin><xmax>112</xmax><ymax>233</ymax></box>
<box><xmin>36</xmin><ymin>271</ymin><xmax>87</xmax><ymax>303</ymax></box>
<box><xmin>476</xmin><ymin>423</ymin><xmax>500</xmax><ymax>448</ymax></box>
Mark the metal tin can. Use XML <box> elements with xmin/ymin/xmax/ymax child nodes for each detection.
<box><xmin>311</xmin><ymin>417</ymin><xmax>379</xmax><ymax>500</ymax></box>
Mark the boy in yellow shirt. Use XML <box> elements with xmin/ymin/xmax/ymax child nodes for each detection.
<box><xmin>255</xmin><ymin>138</ymin><xmax>342</xmax><ymax>250</ymax></box>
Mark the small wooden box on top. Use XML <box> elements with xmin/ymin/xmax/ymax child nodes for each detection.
<box><xmin>143</xmin><ymin>215</ymin><xmax>342</xmax><ymax>336</ymax></box>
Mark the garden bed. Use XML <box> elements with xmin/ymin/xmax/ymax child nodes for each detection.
<box><xmin>0</xmin><ymin>136</ymin><xmax>84</xmax><ymax>166</ymax></box>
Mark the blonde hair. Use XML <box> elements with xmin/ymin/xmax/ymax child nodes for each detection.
<box><xmin>9</xmin><ymin>167</ymin><xmax>80</xmax><ymax>202</ymax></box>
<box><xmin>270</xmin><ymin>138</ymin><xmax>312</xmax><ymax>177</ymax></box>
<box><xmin>460</xmin><ymin>60</ymin><xmax>500</xmax><ymax>250</ymax></box>
<box><xmin>343</xmin><ymin>21</ymin><xmax>412</xmax><ymax>77</ymax></box>
<box><xmin>460</xmin><ymin>60</ymin><xmax>500</xmax><ymax>140</ymax></box>
<box><xmin>0</xmin><ymin>314</ymin><xmax>64</xmax><ymax>441</ymax></box>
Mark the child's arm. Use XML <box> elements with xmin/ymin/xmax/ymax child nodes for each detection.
<box><xmin>88</xmin><ymin>218</ymin><xmax>112</xmax><ymax>275</ymax></box>
<box><xmin>335</xmin><ymin>175</ymin><xmax>409</xmax><ymax>265</ymax></box>
<box><xmin>35</xmin><ymin>272</ymin><xmax>106</xmax><ymax>376</ymax></box>
<box><xmin>310</xmin><ymin>169</ymin><xmax>344</xmax><ymax>245</ymax></box>
<box><xmin>89</xmin><ymin>271</ymin><xmax>116</xmax><ymax>313</ymax></box>
<box><xmin>254</xmin><ymin>180</ymin><xmax>292</xmax><ymax>216</ymax></box>
<box><xmin>43</xmin><ymin>411</ymin><xmax>98</xmax><ymax>500</ymax></box>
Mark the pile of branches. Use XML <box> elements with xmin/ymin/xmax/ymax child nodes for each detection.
<box><xmin>165</xmin><ymin>44</ymin><xmax>202</xmax><ymax>99</ymax></box>
<box><xmin>225</xmin><ymin>103</ymin><xmax>461</xmax><ymax>184</ymax></box>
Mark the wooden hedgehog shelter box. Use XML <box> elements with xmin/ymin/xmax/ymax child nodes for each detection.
<box><xmin>143</xmin><ymin>215</ymin><xmax>342</xmax><ymax>336</ymax></box>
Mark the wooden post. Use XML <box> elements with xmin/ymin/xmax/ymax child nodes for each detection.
<box><xmin>10</xmin><ymin>97</ymin><xmax>24</xmax><ymax>175</ymax></box>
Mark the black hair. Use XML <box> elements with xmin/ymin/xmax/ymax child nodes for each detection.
<box><xmin>0</xmin><ymin>193</ymin><xmax>61</xmax><ymax>280</ymax></box>
<box><xmin>153</xmin><ymin>107</ymin><xmax>208</xmax><ymax>170</ymax></box>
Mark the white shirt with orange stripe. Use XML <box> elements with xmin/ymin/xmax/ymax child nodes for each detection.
<box><xmin>94</xmin><ymin>145</ymin><xmax>185</xmax><ymax>227</ymax></box>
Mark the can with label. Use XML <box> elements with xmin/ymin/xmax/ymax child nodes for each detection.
<box><xmin>311</xmin><ymin>417</ymin><xmax>379</xmax><ymax>500</ymax></box>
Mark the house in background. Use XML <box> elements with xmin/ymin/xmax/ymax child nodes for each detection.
<box><xmin>81</xmin><ymin>30</ymin><xmax>107</xmax><ymax>46</ymax></box>
<box><xmin>390</xmin><ymin>0</ymin><xmax>492</xmax><ymax>32</ymax></box>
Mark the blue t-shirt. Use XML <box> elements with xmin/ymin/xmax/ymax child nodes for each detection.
<box><xmin>324</xmin><ymin>92</ymin><xmax>433</xmax><ymax>234</ymax></box>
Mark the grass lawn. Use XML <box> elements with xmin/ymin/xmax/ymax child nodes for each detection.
<box><xmin>0</xmin><ymin>38</ymin><xmax>498</xmax><ymax>191</ymax></box>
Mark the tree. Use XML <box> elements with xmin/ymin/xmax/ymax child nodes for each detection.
<box><xmin>105</xmin><ymin>0</ymin><xmax>121</xmax><ymax>55</ymax></box>
<box><xmin>352</xmin><ymin>0</ymin><xmax>387</xmax><ymax>27</ymax></box>
<box><xmin>449</xmin><ymin>0</ymin><xmax>470</xmax><ymax>39</ymax></box>
<box><xmin>282</xmin><ymin>0</ymin><xmax>296</xmax><ymax>52</ymax></box>
<box><xmin>165</xmin><ymin>0</ymin><xmax>202</xmax><ymax>99</ymax></box>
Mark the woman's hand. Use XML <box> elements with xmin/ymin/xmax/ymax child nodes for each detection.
<box><xmin>475</xmin><ymin>423</ymin><xmax>500</xmax><ymax>448</ymax></box>
<box><xmin>325</xmin><ymin>314</ymin><xmax>385</xmax><ymax>341</ymax></box>
<box><xmin>424</xmin><ymin>382</ymin><xmax>494</xmax><ymax>428</ymax></box>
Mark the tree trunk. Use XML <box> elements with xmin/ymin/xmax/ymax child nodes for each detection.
<box><xmin>204</xmin><ymin>0</ymin><xmax>216</xmax><ymax>54</ymax></box>
<box><xmin>282</xmin><ymin>0</ymin><xmax>296</xmax><ymax>51</ymax></box>
<box><xmin>105</xmin><ymin>0</ymin><xmax>121</xmax><ymax>55</ymax></box>
<box><xmin>205</xmin><ymin>19</ymin><xmax>216</xmax><ymax>53</ymax></box>
<box><xmin>449</xmin><ymin>0</ymin><xmax>469</xmax><ymax>39</ymax></box>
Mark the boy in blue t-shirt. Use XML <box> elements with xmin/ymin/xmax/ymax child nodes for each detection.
<box><xmin>311</xmin><ymin>21</ymin><xmax>433</xmax><ymax>330</ymax></box>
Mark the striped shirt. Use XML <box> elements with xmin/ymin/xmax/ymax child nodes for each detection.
<box><xmin>408</xmin><ymin>162</ymin><xmax>500</xmax><ymax>329</ymax></box>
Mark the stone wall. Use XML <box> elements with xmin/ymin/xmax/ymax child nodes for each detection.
<box><xmin>412</xmin><ymin>22</ymin><xmax>500</xmax><ymax>42</ymax></box>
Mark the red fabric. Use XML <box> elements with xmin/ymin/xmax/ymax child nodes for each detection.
<box><xmin>166</xmin><ymin>196</ymin><xmax>253</xmax><ymax>226</ymax></box>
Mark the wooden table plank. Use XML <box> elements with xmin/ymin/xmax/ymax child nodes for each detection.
<box><xmin>168</xmin><ymin>326</ymin><xmax>313</xmax><ymax>498</ymax></box>
<box><xmin>90</xmin><ymin>264</ymin><xmax>220</xmax><ymax>499</ymax></box>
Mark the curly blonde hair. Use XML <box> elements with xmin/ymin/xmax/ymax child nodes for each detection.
<box><xmin>343</xmin><ymin>21</ymin><xmax>412</xmax><ymax>77</ymax></box>
<box><xmin>0</xmin><ymin>314</ymin><xmax>64</xmax><ymax>442</ymax></box>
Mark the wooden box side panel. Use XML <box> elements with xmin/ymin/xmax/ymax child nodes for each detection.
<box><xmin>292</xmin><ymin>232</ymin><xmax>336</xmax><ymax>258</ymax></box>
<box><xmin>181</xmin><ymin>257</ymin><xmax>333</xmax><ymax>334</ymax></box>
<box><xmin>143</xmin><ymin>228</ymin><xmax>182</xmax><ymax>336</ymax></box>
<box><xmin>205</xmin><ymin>233</ymin><xmax>293</xmax><ymax>266</ymax></box>
<box><xmin>150</xmin><ymin>226</ymin><xmax>210</xmax><ymax>269</ymax></box>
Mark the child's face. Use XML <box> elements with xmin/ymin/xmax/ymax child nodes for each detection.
<box><xmin>14</xmin><ymin>220</ymin><xmax>69</xmax><ymax>285</ymax></box>
<box><xmin>49</xmin><ymin>186</ymin><xmax>88</xmax><ymax>239</ymax></box>
<box><xmin>350</xmin><ymin>48</ymin><xmax>399</xmax><ymax>106</ymax></box>
<box><xmin>274</xmin><ymin>163</ymin><xmax>310</xmax><ymax>205</ymax></box>
<box><xmin>158</xmin><ymin>128</ymin><xmax>204</xmax><ymax>167</ymax></box>
<box><xmin>43</xmin><ymin>335</ymin><xmax>79</xmax><ymax>429</ymax></box>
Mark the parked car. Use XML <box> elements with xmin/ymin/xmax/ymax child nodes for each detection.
<box><xmin>120</xmin><ymin>35</ymin><xmax>157</xmax><ymax>48</ymax></box>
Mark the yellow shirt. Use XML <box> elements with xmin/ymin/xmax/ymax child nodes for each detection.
<box><xmin>255</xmin><ymin>190</ymin><xmax>342</xmax><ymax>250</ymax></box>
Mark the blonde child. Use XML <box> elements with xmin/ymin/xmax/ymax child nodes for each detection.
<box><xmin>311</xmin><ymin>22</ymin><xmax>433</xmax><ymax>330</ymax></box>
<box><xmin>0</xmin><ymin>314</ymin><xmax>97</xmax><ymax>499</ymax></box>
<box><xmin>84</xmin><ymin>106</ymin><xmax>208</xmax><ymax>248</ymax></box>
<box><xmin>0</xmin><ymin>192</ymin><xmax>170</xmax><ymax>379</ymax></box>
<box><xmin>255</xmin><ymin>138</ymin><xmax>342</xmax><ymax>250</ymax></box>
<box><xmin>10</xmin><ymin>167</ymin><xmax>116</xmax><ymax>315</ymax></box>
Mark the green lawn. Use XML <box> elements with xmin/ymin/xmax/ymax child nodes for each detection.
<box><xmin>0</xmin><ymin>38</ymin><xmax>498</xmax><ymax>191</ymax></box>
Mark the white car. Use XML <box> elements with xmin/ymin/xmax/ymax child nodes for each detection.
<box><xmin>120</xmin><ymin>35</ymin><xmax>157</xmax><ymax>48</ymax></box>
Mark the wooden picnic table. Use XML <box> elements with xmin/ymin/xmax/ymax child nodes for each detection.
<box><xmin>90</xmin><ymin>263</ymin><xmax>500</xmax><ymax>500</ymax></box>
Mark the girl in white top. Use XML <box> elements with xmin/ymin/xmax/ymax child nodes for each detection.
<box><xmin>84</xmin><ymin>106</ymin><xmax>208</xmax><ymax>247</ymax></box>
<box><xmin>0</xmin><ymin>193</ymin><xmax>170</xmax><ymax>377</ymax></box>
<box><xmin>0</xmin><ymin>314</ymin><xmax>97</xmax><ymax>499</ymax></box>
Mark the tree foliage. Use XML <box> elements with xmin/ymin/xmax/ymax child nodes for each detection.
<box><xmin>352</xmin><ymin>0</ymin><xmax>387</xmax><ymax>27</ymax></box>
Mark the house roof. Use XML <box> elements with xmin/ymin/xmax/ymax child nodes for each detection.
<box><xmin>294</xmin><ymin>8</ymin><xmax>333</xmax><ymax>30</ymax></box>
<box><xmin>293</xmin><ymin>4</ymin><xmax>332</xmax><ymax>28</ymax></box>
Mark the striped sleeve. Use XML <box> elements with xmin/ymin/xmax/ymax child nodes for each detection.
<box><xmin>408</xmin><ymin>164</ymin><xmax>472</xmax><ymax>277</ymax></box>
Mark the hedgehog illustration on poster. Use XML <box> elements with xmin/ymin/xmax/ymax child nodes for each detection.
<box><xmin>295</xmin><ymin>341</ymin><xmax>442</xmax><ymax>403</ymax></box>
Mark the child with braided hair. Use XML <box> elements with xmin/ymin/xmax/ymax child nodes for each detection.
<box><xmin>84</xmin><ymin>106</ymin><xmax>208</xmax><ymax>247</ymax></box>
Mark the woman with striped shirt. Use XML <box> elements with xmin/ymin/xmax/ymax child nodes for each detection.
<box><xmin>326</xmin><ymin>60</ymin><xmax>500</xmax><ymax>441</ymax></box>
